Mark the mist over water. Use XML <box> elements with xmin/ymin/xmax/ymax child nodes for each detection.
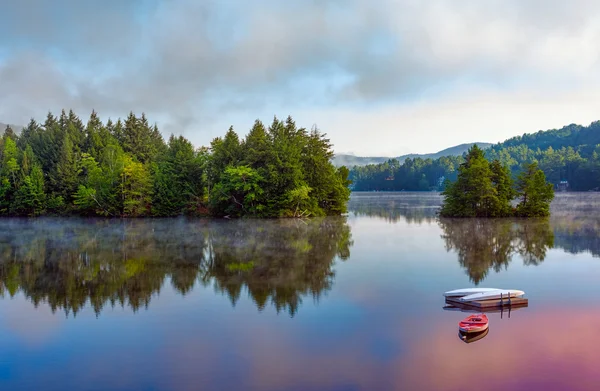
<box><xmin>0</xmin><ymin>217</ymin><xmax>351</xmax><ymax>317</ymax></box>
<box><xmin>0</xmin><ymin>192</ymin><xmax>599</xmax><ymax>391</ymax></box>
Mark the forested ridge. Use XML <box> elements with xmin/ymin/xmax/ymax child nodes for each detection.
<box><xmin>0</xmin><ymin>110</ymin><xmax>351</xmax><ymax>217</ymax></box>
<box><xmin>350</xmin><ymin>120</ymin><xmax>600</xmax><ymax>191</ymax></box>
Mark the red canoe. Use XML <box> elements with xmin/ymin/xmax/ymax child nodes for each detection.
<box><xmin>458</xmin><ymin>314</ymin><xmax>489</xmax><ymax>333</ymax></box>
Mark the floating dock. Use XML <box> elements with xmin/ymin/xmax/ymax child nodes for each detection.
<box><xmin>445</xmin><ymin>296</ymin><xmax>528</xmax><ymax>310</ymax></box>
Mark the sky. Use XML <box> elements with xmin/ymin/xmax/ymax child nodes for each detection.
<box><xmin>2</xmin><ymin>0</ymin><xmax>600</xmax><ymax>156</ymax></box>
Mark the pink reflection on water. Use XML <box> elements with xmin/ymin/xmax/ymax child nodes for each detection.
<box><xmin>399</xmin><ymin>307</ymin><xmax>600</xmax><ymax>391</ymax></box>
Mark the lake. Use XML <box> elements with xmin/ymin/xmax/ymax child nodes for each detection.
<box><xmin>1</xmin><ymin>192</ymin><xmax>599</xmax><ymax>391</ymax></box>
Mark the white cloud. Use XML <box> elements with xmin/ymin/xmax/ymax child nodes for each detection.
<box><xmin>1</xmin><ymin>0</ymin><xmax>600</xmax><ymax>154</ymax></box>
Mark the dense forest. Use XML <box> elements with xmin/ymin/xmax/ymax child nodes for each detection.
<box><xmin>0</xmin><ymin>110</ymin><xmax>351</xmax><ymax>217</ymax></box>
<box><xmin>350</xmin><ymin>120</ymin><xmax>600</xmax><ymax>191</ymax></box>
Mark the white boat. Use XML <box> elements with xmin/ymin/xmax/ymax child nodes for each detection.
<box><xmin>459</xmin><ymin>289</ymin><xmax>525</xmax><ymax>302</ymax></box>
<box><xmin>443</xmin><ymin>288</ymin><xmax>501</xmax><ymax>298</ymax></box>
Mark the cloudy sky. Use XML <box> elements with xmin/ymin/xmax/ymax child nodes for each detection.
<box><xmin>2</xmin><ymin>0</ymin><xmax>600</xmax><ymax>156</ymax></box>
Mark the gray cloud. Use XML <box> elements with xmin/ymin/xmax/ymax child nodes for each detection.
<box><xmin>1</xmin><ymin>0</ymin><xmax>600</xmax><ymax>145</ymax></box>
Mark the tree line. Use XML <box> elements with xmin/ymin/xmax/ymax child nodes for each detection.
<box><xmin>0</xmin><ymin>110</ymin><xmax>351</xmax><ymax>217</ymax></box>
<box><xmin>349</xmin><ymin>120</ymin><xmax>600</xmax><ymax>192</ymax></box>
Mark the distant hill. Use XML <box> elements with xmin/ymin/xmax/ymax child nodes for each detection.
<box><xmin>350</xmin><ymin>120</ymin><xmax>600</xmax><ymax>192</ymax></box>
<box><xmin>487</xmin><ymin>121</ymin><xmax>600</xmax><ymax>156</ymax></box>
<box><xmin>0</xmin><ymin>122</ymin><xmax>23</xmax><ymax>135</ymax></box>
<box><xmin>333</xmin><ymin>142</ymin><xmax>493</xmax><ymax>167</ymax></box>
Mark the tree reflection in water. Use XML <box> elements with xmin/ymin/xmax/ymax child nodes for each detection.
<box><xmin>0</xmin><ymin>217</ymin><xmax>353</xmax><ymax>317</ymax></box>
<box><xmin>3</xmin><ymin>194</ymin><xmax>599</xmax><ymax>317</ymax></box>
<box><xmin>438</xmin><ymin>218</ymin><xmax>555</xmax><ymax>284</ymax></box>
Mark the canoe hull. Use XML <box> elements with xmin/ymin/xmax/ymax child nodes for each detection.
<box><xmin>459</xmin><ymin>289</ymin><xmax>525</xmax><ymax>302</ymax></box>
<box><xmin>458</xmin><ymin>314</ymin><xmax>489</xmax><ymax>334</ymax></box>
<box><xmin>443</xmin><ymin>288</ymin><xmax>500</xmax><ymax>297</ymax></box>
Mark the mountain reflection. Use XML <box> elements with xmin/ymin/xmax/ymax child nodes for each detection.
<box><xmin>0</xmin><ymin>218</ymin><xmax>352</xmax><ymax>317</ymax></box>
<box><xmin>439</xmin><ymin>218</ymin><xmax>554</xmax><ymax>283</ymax></box>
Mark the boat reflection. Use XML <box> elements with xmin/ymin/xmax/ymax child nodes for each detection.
<box><xmin>458</xmin><ymin>328</ymin><xmax>489</xmax><ymax>344</ymax></box>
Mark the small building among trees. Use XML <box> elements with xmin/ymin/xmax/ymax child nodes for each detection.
<box><xmin>557</xmin><ymin>180</ymin><xmax>569</xmax><ymax>192</ymax></box>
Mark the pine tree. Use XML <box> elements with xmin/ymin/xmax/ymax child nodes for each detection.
<box><xmin>152</xmin><ymin>135</ymin><xmax>199</xmax><ymax>216</ymax></box>
<box><xmin>121</xmin><ymin>155</ymin><xmax>152</xmax><ymax>216</ymax></box>
<box><xmin>14</xmin><ymin>164</ymin><xmax>45</xmax><ymax>216</ymax></box>
<box><xmin>0</xmin><ymin>138</ymin><xmax>19</xmax><ymax>213</ymax></box>
<box><xmin>121</xmin><ymin>112</ymin><xmax>165</xmax><ymax>163</ymax></box>
<box><xmin>268</xmin><ymin>116</ymin><xmax>308</xmax><ymax>215</ymax></box>
<box><xmin>208</xmin><ymin>126</ymin><xmax>241</xmax><ymax>198</ymax></box>
<box><xmin>84</xmin><ymin>110</ymin><xmax>105</xmax><ymax>159</ymax></box>
<box><xmin>21</xmin><ymin>144</ymin><xmax>36</xmax><ymax>177</ymax></box>
<box><xmin>54</xmin><ymin>133</ymin><xmax>79</xmax><ymax>203</ymax></box>
<box><xmin>490</xmin><ymin>160</ymin><xmax>516</xmax><ymax>217</ymax></box>
<box><xmin>67</xmin><ymin>109</ymin><xmax>85</xmax><ymax>152</ymax></box>
<box><xmin>3</xmin><ymin>125</ymin><xmax>16</xmax><ymax>141</ymax></box>
<box><xmin>242</xmin><ymin>120</ymin><xmax>270</xmax><ymax>168</ymax></box>
<box><xmin>515</xmin><ymin>162</ymin><xmax>555</xmax><ymax>217</ymax></box>
<box><xmin>439</xmin><ymin>145</ymin><xmax>517</xmax><ymax>217</ymax></box>
<box><xmin>300</xmin><ymin>126</ymin><xmax>342</xmax><ymax>215</ymax></box>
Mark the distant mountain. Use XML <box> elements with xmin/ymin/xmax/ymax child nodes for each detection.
<box><xmin>0</xmin><ymin>122</ymin><xmax>23</xmax><ymax>135</ymax></box>
<box><xmin>332</xmin><ymin>142</ymin><xmax>493</xmax><ymax>167</ymax></box>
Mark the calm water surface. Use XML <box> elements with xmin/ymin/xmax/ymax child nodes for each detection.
<box><xmin>1</xmin><ymin>192</ymin><xmax>600</xmax><ymax>391</ymax></box>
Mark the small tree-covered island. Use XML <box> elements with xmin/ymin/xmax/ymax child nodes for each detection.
<box><xmin>0</xmin><ymin>110</ymin><xmax>351</xmax><ymax>217</ymax></box>
<box><xmin>439</xmin><ymin>145</ymin><xmax>555</xmax><ymax>218</ymax></box>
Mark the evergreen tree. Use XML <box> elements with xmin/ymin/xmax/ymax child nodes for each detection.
<box><xmin>120</xmin><ymin>112</ymin><xmax>165</xmax><ymax>163</ymax></box>
<box><xmin>21</xmin><ymin>144</ymin><xmax>36</xmax><ymax>176</ymax></box>
<box><xmin>208</xmin><ymin>126</ymin><xmax>242</xmax><ymax>203</ymax></box>
<box><xmin>242</xmin><ymin>120</ymin><xmax>270</xmax><ymax>168</ymax></box>
<box><xmin>0</xmin><ymin>138</ymin><xmax>20</xmax><ymax>214</ymax></box>
<box><xmin>300</xmin><ymin>126</ymin><xmax>349</xmax><ymax>215</ymax></box>
<box><xmin>121</xmin><ymin>155</ymin><xmax>152</xmax><ymax>216</ymax></box>
<box><xmin>54</xmin><ymin>133</ymin><xmax>79</xmax><ymax>203</ymax></box>
<box><xmin>98</xmin><ymin>143</ymin><xmax>126</xmax><ymax>214</ymax></box>
<box><xmin>83</xmin><ymin>110</ymin><xmax>105</xmax><ymax>159</ymax></box>
<box><xmin>515</xmin><ymin>162</ymin><xmax>555</xmax><ymax>217</ymax></box>
<box><xmin>440</xmin><ymin>145</ymin><xmax>502</xmax><ymax>217</ymax></box>
<box><xmin>267</xmin><ymin>116</ymin><xmax>308</xmax><ymax>216</ymax></box>
<box><xmin>14</xmin><ymin>164</ymin><xmax>45</xmax><ymax>216</ymax></box>
<box><xmin>66</xmin><ymin>109</ymin><xmax>85</xmax><ymax>152</ymax></box>
<box><xmin>152</xmin><ymin>135</ymin><xmax>204</xmax><ymax>216</ymax></box>
<box><xmin>490</xmin><ymin>160</ymin><xmax>516</xmax><ymax>217</ymax></box>
<box><xmin>3</xmin><ymin>125</ymin><xmax>16</xmax><ymax>141</ymax></box>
